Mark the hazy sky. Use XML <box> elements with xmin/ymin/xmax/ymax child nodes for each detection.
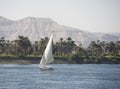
<box><xmin>0</xmin><ymin>0</ymin><xmax>120</xmax><ymax>33</ymax></box>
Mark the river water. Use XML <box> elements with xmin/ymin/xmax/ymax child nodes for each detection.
<box><xmin>0</xmin><ymin>64</ymin><xmax>120</xmax><ymax>89</ymax></box>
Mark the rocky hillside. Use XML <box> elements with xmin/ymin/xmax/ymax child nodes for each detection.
<box><xmin>0</xmin><ymin>16</ymin><xmax>120</xmax><ymax>47</ymax></box>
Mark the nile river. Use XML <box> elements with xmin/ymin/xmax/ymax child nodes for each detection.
<box><xmin>0</xmin><ymin>64</ymin><xmax>120</xmax><ymax>89</ymax></box>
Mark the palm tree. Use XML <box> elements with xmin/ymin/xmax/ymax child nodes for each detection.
<box><xmin>100</xmin><ymin>41</ymin><xmax>106</xmax><ymax>55</ymax></box>
<box><xmin>16</xmin><ymin>36</ymin><xmax>32</xmax><ymax>56</ymax></box>
<box><xmin>33</xmin><ymin>41</ymin><xmax>39</xmax><ymax>55</ymax></box>
<box><xmin>39</xmin><ymin>37</ymin><xmax>49</xmax><ymax>55</ymax></box>
<box><xmin>88</xmin><ymin>41</ymin><xmax>96</xmax><ymax>55</ymax></box>
<box><xmin>0</xmin><ymin>37</ymin><xmax>6</xmax><ymax>54</ymax></box>
<box><xmin>60</xmin><ymin>38</ymin><xmax>64</xmax><ymax>55</ymax></box>
<box><xmin>65</xmin><ymin>37</ymin><xmax>76</xmax><ymax>55</ymax></box>
<box><xmin>4</xmin><ymin>40</ymin><xmax>10</xmax><ymax>55</ymax></box>
<box><xmin>116</xmin><ymin>41</ymin><xmax>120</xmax><ymax>55</ymax></box>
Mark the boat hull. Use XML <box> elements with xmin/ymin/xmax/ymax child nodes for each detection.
<box><xmin>40</xmin><ymin>67</ymin><xmax>54</xmax><ymax>71</ymax></box>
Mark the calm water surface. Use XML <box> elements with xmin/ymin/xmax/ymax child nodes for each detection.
<box><xmin>0</xmin><ymin>64</ymin><xmax>120</xmax><ymax>89</ymax></box>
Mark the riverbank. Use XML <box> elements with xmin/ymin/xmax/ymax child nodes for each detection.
<box><xmin>0</xmin><ymin>56</ymin><xmax>71</xmax><ymax>64</ymax></box>
<box><xmin>0</xmin><ymin>56</ymin><xmax>120</xmax><ymax>64</ymax></box>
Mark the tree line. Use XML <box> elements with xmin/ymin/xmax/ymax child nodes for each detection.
<box><xmin>0</xmin><ymin>36</ymin><xmax>120</xmax><ymax>63</ymax></box>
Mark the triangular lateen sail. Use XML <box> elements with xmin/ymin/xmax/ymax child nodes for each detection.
<box><xmin>39</xmin><ymin>34</ymin><xmax>54</xmax><ymax>69</ymax></box>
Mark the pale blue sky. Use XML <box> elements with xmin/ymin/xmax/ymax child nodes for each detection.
<box><xmin>0</xmin><ymin>0</ymin><xmax>120</xmax><ymax>33</ymax></box>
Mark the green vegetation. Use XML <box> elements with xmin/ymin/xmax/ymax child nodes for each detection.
<box><xmin>0</xmin><ymin>36</ymin><xmax>120</xmax><ymax>64</ymax></box>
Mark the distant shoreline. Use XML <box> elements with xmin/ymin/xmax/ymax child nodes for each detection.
<box><xmin>0</xmin><ymin>56</ymin><xmax>70</xmax><ymax>64</ymax></box>
<box><xmin>0</xmin><ymin>56</ymin><xmax>119</xmax><ymax>64</ymax></box>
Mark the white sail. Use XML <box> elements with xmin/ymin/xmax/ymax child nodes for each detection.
<box><xmin>39</xmin><ymin>35</ymin><xmax>54</xmax><ymax>69</ymax></box>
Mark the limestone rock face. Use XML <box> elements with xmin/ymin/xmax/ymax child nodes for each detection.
<box><xmin>0</xmin><ymin>16</ymin><xmax>120</xmax><ymax>47</ymax></box>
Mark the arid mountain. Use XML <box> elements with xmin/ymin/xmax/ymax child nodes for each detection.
<box><xmin>0</xmin><ymin>16</ymin><xmax>120</xmax><ymax>47</ymax></box>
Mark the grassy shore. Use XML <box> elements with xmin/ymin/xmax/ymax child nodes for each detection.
<box><xmin>0</xmin><ymin>56</ymin><xmax>71</xmax><ymax>64</ymax></box>
<box><xmin>0</xmin><ymin>55</ymin><xmax>120</xmax><ymax>64</ymax></box>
